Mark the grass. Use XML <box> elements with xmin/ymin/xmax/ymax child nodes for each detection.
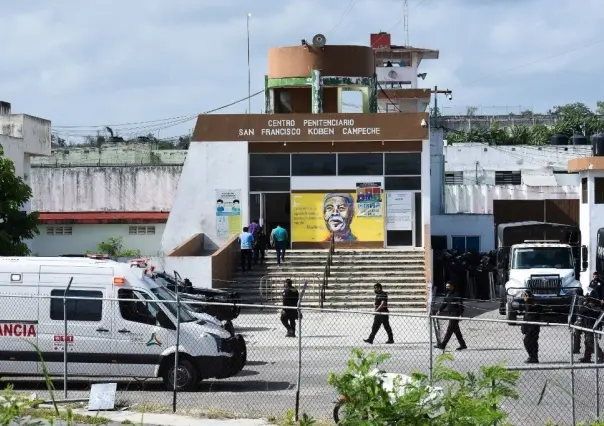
<box><xmin>20</xmin><ymin>408</ymin><xmax>111</xmax><ymax>424</ymax></box>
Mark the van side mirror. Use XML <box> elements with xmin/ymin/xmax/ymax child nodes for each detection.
<box><xmin>582</xmin><ymin>245</ymin><xmax>589</xmax><ymax>272</ymax></box>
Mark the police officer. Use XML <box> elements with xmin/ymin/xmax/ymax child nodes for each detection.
<box><xmin>578</xmin><ymin>287</ymin><xmax>604</xmax><ymax>363</ymax></box>
<box><xmin>575</xmin><ymin>273</ymin><xmax>603</xmax><ymax>355</ymax></box>
<box><xmin>435</xmin><ymin>281</ymin><xmax>467</xmax><ymax>351</ymax></box>
<box><xmin>364</xmin><ymin>283</ymin><xmax>394</xmax><ymax>344</ymax></box>
<box><xmin>521</xmin><ymin>290</ymin><xmax>542</xmax><ymax>364</ymax></box>
<box><xmin>280</xmin><ymin>279</ymin><xmax>299</xmax><ymax>337</ymax></box>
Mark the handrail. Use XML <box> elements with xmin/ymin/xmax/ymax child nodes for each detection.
<box><xmin>320</xmin><ymin>232</ymin><xmax>335</xmax><ymax>308</ymax></box>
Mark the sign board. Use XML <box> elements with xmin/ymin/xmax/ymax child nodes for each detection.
<box><xmin>216</xmin><ymin>189</ymin><xmax>242</xmax><ymax>238</ymax></box>
<box><xmin>192</xmin><ymin>113</ymin><xmax>429</xmax><ymax>142</ymax></box>
<box><xmin>356</xmin><ymin>182</ymin><xmax>383</xmax><ymax>217</ymax></box>
<box><xmin>386</xmin><ymin>191</ymin><xmax>413</xmax><ymax>231</ymax></box>
<box><xmin>88</xmin><ymin>383</ymin><xmax>117</xmax><ymax>411</ymax></box>
<box><xmin>53</xmin><ymin>334</ymin><xmax>74</xmax><ymax>351</ymax></box>
<box><xmin>376</xmin><ymin>66</ymin><xmax>415</xmax><ymax>84</ymax></box>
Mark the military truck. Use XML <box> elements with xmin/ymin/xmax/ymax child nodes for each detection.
<box><xmin>497</xmin><ymin>222</ymin><xmax>588</xmax><ymax>323</ymax></box>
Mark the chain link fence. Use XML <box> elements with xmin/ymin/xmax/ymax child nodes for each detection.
<box><xmin>3</xmin><ymin>292</ymin><xmax>604</xmax><ymax>424</ymax></box>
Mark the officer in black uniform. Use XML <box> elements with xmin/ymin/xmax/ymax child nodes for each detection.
<box><xmin>280</xmin><ymin>279</ymin><xmax>299</xmax><ymax>337</ymax></box>
<box><xmin>575</xmin><ymin>273</ymin><xmax>603</xmax><ymax>355</ymax></box>
<box><xmin>578</xmin><ymin>287</ymin><xmax>604</xmax><ymax>363</ymax></box>
<box><xmin>521</xmin><ymin>290</ymin><xmax>542</xmax><ymax>364</ymax></box>
<box><xmin>435</xmin><ymin>281</ymin><xmax>467</xmax><ymax>351</ymax></box>
<box><xmin>364</xmin><ymin>283</ymin><xmax>394</xmax><ymax>344</ymax></box>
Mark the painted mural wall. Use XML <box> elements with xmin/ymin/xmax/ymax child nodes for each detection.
<box><xmin>291</xmin><ymin>190</ymin><xmax>384</xmax><ymax>247</ymax></box>
<box><xmin>30</xmin><ymin>166</ymin><xmax>181</xmax><ymax>211</ymax></box>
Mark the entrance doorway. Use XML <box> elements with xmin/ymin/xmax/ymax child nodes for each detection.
<box><xmin>249</xmin><ymin>192</ymin><xmax>291</xmax><ymax>247</ymax></box>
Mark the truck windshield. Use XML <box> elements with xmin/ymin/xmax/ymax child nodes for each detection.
<box><xmin>149</xmin><ymin>286</ymin><xmax>197</xmax><ymax>323</ymax></box>
<box><xmin>512</xmin><ymin>247</ymin><xmax>574</xmax><ymax>269</ymax></box>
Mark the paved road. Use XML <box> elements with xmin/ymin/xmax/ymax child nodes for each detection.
<box><xmin>5</xmin><ymin>305</ymin><xmax>601</xmax><ymax>425</ymax></box>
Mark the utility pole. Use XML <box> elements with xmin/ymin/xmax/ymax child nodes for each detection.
<box><xmin>431</xmin><ymin>85</ymin><xmax>452</xmax><ymax>122</ymax></box>
<box><xmin>247</xmin><ymin>13</ymin><xmax>252</xmax><ymax>113</ymax></box>
<box><xmin>403</xmin><ymin>0</ymin><xmax>409</xmax><ymax>46</ymax></box>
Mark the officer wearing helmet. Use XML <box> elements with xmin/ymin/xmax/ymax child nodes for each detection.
<box><xmin>521</xmin><ymin>290</ymin><xmax>542</xmax><ymax>364</ymax></box>
<box><xmin>576</xmin><ymin>285</ymin><xmax>604</xmax><ymax>363</ymax></box>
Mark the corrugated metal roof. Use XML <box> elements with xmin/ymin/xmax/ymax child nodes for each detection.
<box><xmin>38</xmin><ymin>211</ymin><xmax>169</xmax><ymax>224</ymax></box>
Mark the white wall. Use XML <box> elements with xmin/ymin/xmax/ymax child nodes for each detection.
<box><xmin>0</xmin><ymin>114</ymin><xmax>51</xmax><ymax>156</ymax></box>
<box><xmin>431</xmin><ymin>214</ymin><xmax>495</xmax><ymax>252</ymax></box>
<box><xmin>421</xmin><ymin>139</ymin><xmax>431</xmax><ymax>245</ymax></box>
<box><xmin>430</xmin><ymin>128</ymin><xmax>444</xmax><ymax>215</ymax></box>
<box><xmin>162</xmin><ymin>142</ymin><xmax>249</xmax><ymax>253</ymax></box>
<box><xmin>147</xmin><ymin>256</ymin><xmax>213</xmax><ymax>289</ymax></box>
<box><xmin>291</xmin><ymin>175</ymin><xmax>384</xmax><ymax>190</ymax></box>
<box><xmin>578</xmin><ymin>171</ymin><xmax>604</xmax><ymax>289</ymax></box>
<box><xmin>445</xmin><ymin>184</ymin><xmax>579</xmax><ymax>214</ymax></box>
<box><xmin>30</xmin><ymin>166</ymin><xmax>180</xmax><ymax>211</ymax></box>
<box><xmin>33</xmin><ymin>223</ymin><xmax>165</xmax><ymax>256</ymax></box>
<box><xmin>445</xmin><ymin>143</ymin><xmax>591</xmax><ymax>174</ymax></box>
<box><xmin>0</xmin><ymin>135</ymin><xmax>25</xmax><ymax>177</ymax></box>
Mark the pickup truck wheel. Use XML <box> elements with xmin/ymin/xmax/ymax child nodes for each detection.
<box><xmin>498</xmin><ymin>286</ymin><xmax>506</xmax><ymax>315</ymax></box>
<box><xmin>163</xmin><ymin>358</ymin><xmax>198</xmax><ymax>392</ymax></box>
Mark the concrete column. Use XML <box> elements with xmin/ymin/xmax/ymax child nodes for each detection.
<box><xmin>264</xmin><ymin>75</ymin><xmax>274</xmax><ymax>114</ymax></box>
<box><xmin>311</xmin><ymin>69</ymin><xmax>323</xmax><ymax>114</ymax></box>
<box><xmin>368</xmin><ymin>77</ymin><xmax>378</xmax><ymax>113</ymax></box>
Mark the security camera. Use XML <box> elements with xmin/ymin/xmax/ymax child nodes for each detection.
<box><xmin>447</xmin><ymin>93</ymin><xmax>453</xmax><ymax>101</ymax></box>
<box><xmin>420</xmin><ymin>119</ymin><xmax>427</xmax><ymax>128</ymax></box>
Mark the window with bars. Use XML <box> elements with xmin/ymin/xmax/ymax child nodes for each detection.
<box><xmin>129</xmin><ymin>226</ymin><xmax>156</xmax><ymax>235</ymax></box>
<box><xmin>445</xmin><ymin>172</ymin><xmax>463</xmax><ymax>184</ymax></box>
<box><xmin>46</xmin><ymin>226</ymin><xmax>73</xmax><ymax>236</ymax></box>
<box><xmin>495</xmin><ymin>171</ymin><xmax>521</xmax><ymax>185</ymax></box>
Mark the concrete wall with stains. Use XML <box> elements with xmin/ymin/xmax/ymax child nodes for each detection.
<box><xmin>30</xmin><ymin>165</ymin><xmax>181</xmax><ymax>211</ymax></box>
<box><xmin>0</xmin><ymin>114</ymin><xmax>51</xmax><ymax>156</ymax></box>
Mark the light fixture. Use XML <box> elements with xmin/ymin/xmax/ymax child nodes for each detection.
<box><xmin>447</xmin><ymin>93</ymin><xmax>453</xmax><ymax>101</ymax></box>
<box><xmin>284</xmin><ymin>142</ymin><xmax>287</xmax><ymax>146</ymax></box>
<box><xmin>331</xmin><ymin>141</ymin><xmax>334</xmax><ymax>146</ymax></box>
<box><xmin>417</xmin><ymin>73</ymin><xmax>427</xmax><ymax>80</ymax></box>
<box><xmin>301</xmin><ymin>39</ymin><xmax>308</xmax><ymax>47</ymax></box>
<box><xmin>382</xmin><ymin>141</ymin><xmax>384</xmax><ymax>146</ymax></box>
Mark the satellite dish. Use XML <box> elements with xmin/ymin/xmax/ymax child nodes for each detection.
<box><xmin>312</xmin><ymin>34</ymin><xmax>326</xmax><ymax>48</ymax></box>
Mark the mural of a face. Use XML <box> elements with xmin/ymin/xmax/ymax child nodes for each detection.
<box><xmin>323</xmin><ymin>193</ymin><xmax>354</xmax><ymax>237</ymax></box>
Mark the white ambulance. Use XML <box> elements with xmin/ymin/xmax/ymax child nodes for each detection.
<box><xmin>0</xmin><ymin>257</ymin><xmax>246</xmax><ymax>391</ymax></box>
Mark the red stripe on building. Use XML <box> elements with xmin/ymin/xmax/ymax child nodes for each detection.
<box><xmin>38</xmin><ymin>212</ymin><xmax>170</xmax><ymax>225</ymax></box>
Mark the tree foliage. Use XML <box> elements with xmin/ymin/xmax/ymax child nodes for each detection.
<box><xmin>0</xmin><ymin>144</ymin><xmax>39</xmax><ymax>256</ymax></box>
<box><xmin>445</xmin><ymin>102</ymin><xmax>604</xmax><ymax>145</ymax></box>
<box><xmin>87</xmin><ymin>236</ymin><xmax>142</xmax><ymax>258</ymax></box>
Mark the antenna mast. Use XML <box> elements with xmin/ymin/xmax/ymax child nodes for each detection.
<box><xmin>403</xmin><ymin>0</ymin><xmax>409</xmax><ymax>46</ymax></box>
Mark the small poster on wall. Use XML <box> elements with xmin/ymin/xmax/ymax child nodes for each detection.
<box><xmin>216</xmin><ymin>189</ymin><xmax>242</xmax><ymax>238</ymax></box>
<box><xmin>386</xmin><ymin>191</ymin><xmax>413</xmax><ymax>231</ymax></box>
<box><xmin>355</xmin><ymin>182</ymin><xmax>383</xmax><ymax>217</ymax></box>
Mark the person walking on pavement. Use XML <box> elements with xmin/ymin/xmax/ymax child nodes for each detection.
<box><xmin>253</xmin><ymin>226</ymin><xmax>267</xmax><ymax>265</ymax></box>
<box><xmin>521</xmin><ymin>290</ymin><xmax>542</xmax><ymax>364</ymax></box>
<box><xmin>270</xmin><ymin>224</ymin><xmax>289</xmax><ymax>266</ymax></box>
<box><xmin>435</xmin><ymin>281</ymin><xmax>467</xmax><ymax>351</ymax></box>
<box><xmin>238</xmin><ymin>226</ymin><xmax>254</xmax><ymax>273</ymax></box>
<box><xmin>281</xmin><ymin>279</ymin><xmax>299</xmax><ymax>337</ymax></box>
<box><xmin>364</xmin><ymin>283</ymin><xmax>394</xmax><ymax>344</ymax></box>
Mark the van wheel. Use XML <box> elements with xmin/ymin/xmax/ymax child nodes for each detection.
<box><xmin>163</xmin><ymin>358</ymin><xmax>198</xmax><ymax>391</ymax></box>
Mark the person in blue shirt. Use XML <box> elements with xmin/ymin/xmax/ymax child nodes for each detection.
<box><xmin>216</xmin><ymin>199</ymin><xmax>225</xmax><ymax>213</ymax></box>
<box><xmin>270</xmin><ymin>224</ymin><xmax>289</xmax><ymax>265</ymax></box>
<box><xmin>232</xmin><ymin>199</ymin><xmax>241</xmax><ymax>213</ymax></box>
<box><xmin>238</xmin><ymin>226</ymin><xmax>254</xmax><ymax>272</ymax></box>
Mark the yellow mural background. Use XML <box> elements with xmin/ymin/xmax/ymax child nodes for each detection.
<box><xmin>291</xmin><ymin>192</ymin><xmax>384</xmax><ymax>243</ymax></box>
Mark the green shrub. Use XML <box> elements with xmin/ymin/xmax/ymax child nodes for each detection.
<box><xmin>328</xmin><ymin>349</ymin><xmax>520</xmax><ymax>426</ymax></box>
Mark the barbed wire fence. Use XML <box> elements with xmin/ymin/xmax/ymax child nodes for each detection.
<box><xmin>2</xmin><ymin>291</ymin><xmax>604</xmax><ymax>424</ymax></box>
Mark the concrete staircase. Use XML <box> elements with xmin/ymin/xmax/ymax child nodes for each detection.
<box><xmin>323</xmin><ymin>249</ymin><xmax>426</xmax><ymax>311</ymax></box>
<box><xmin>227</xmin><ymin>249</ymin><xmax>426</xmax><ymax>311</ymax></box>
<box><xmin>228</xmin><ymin>250</ymin><xmax>327</xmax><ymax>306</ymax></box>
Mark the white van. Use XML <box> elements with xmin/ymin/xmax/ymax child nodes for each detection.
<box><xmin>0</xmin><ymin>257</ymin><xmax>247</xmax><ymax>391</ymax></box>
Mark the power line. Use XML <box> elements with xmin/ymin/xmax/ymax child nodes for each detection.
<box><xmin>331</xmin><ymin>0</ymin><xmax>359</xmax><ymax>34</ymax></box>
<box><xmin>462</xmin><ymin>39</ymin><xmax>604</xmax><ymax>86</ymax></box>
<box><xmin>51</xmin><ymin>90</ymin><xmax>264</xmax><ymax>138</ymax></box>
<box><xmin>377</xmin><ymin>82</ymin><xmax>402</xmax><ymax>112</ymax></box>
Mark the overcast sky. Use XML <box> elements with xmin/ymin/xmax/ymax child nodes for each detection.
<box><xmin>1</xmin><ymin>0</ymin><xmax>602</xmax><ymax>141</ymax></box>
